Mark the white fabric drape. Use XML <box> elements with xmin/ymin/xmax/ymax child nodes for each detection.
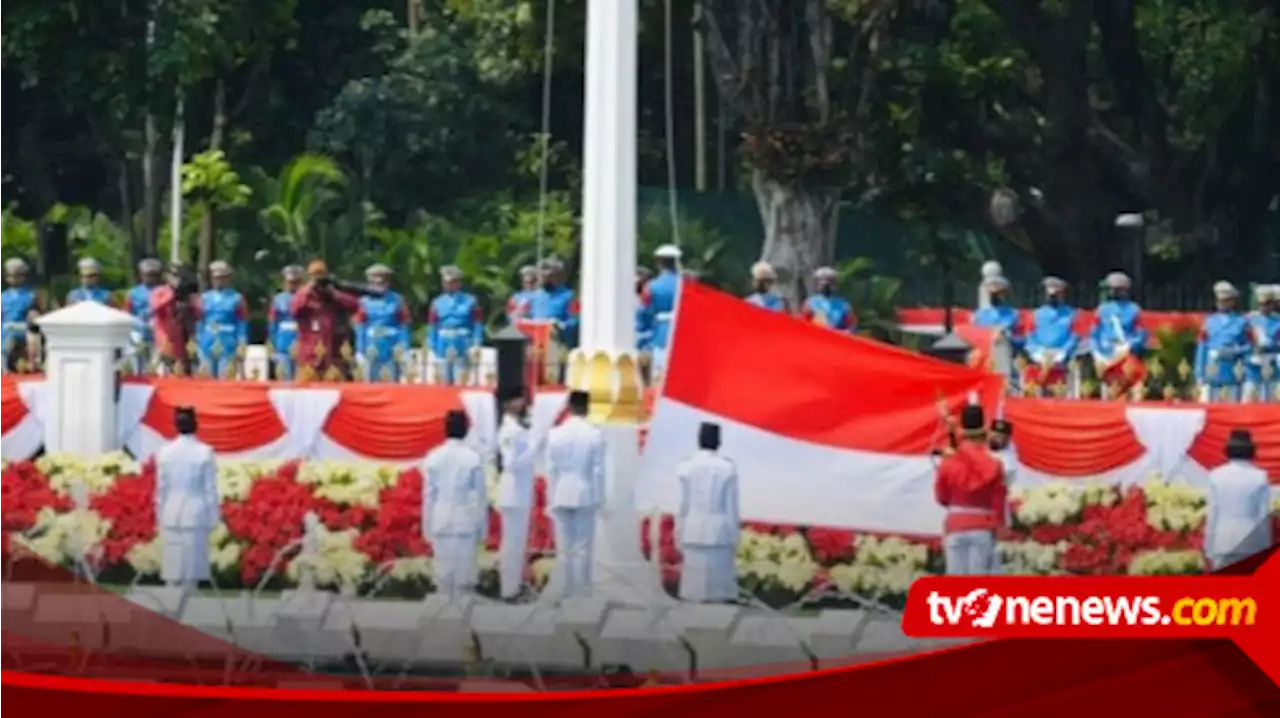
<box><xmin>1125</xmin><ymin>406</ymin><xmax>1207</xmax><ymax>484</ymax></box>
<box><xmin>117</xmin><ymin>383</ymin><xmax>157</xmax><ymax>455</ymax></box>
<box><xmin>461</xmin><ymin>390</ymin><xmax>498</xmax><ymax>461</ymax></box>
<box><xmin>1</xmin><ymin>379</ymin><xmax>46</xmax><ymax>460</ymax></box>
<box><xmin>268</xmin><ymin>388</ymin><xmax>343</xmax><ymax>459</ymax></box>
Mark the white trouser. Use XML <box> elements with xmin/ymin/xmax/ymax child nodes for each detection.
<box><xmin>498</xmin><ymin>506</ymin><xmax>531</xmax><ymax>598</ymax></box>
<box><xmin>551</xmin><ymin>506</ymin><xmax>597</xmax><ymax>597</ymax></box>
<box><xmin>944</xmin><ymin>530</ymin><xmax>1000</xmax><ymax>576</ymax></box>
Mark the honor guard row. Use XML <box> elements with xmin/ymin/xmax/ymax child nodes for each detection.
<box><xmin>632</xmin><ymin>248</ymin><xmax>859</xmax><ymax>380</ymax></box>
<box><xmin>971</xmin><ymin>272</ymin><xmax>1280</xmax><ymax>402</ymax></box>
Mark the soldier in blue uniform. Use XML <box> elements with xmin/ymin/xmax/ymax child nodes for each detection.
<box><xmin>66</xmin><ymin>258</ymin><xmax>115</xmax><ymax>306</ymax></box>
<box><xmin>745</xmin><ymin>262</ymin><xmax>787</xmax><ymax>312</ymax></box>
<box><xmin>122</xmin><ymin>259</ymin><xmax>164</xmax><ymax>374</ymax></box>
<box><xmin>1195</xmin><ymin>281</ymin><xmax>1252</xmax><ymax>403</ymax></box>
<box><xmin>1244</xmin><ymin>284</ymin><xmax>1279</xmax><ymax>403</ymax></box>
<box><xmin>195</xmin><ymin>261</ymin><xmax>249</xmax><ymax>379</ymax></box>
<box><xmin>801</xmin><ymin>267</ymin><xmax>856</xmax><ymax>332</ymax></box>
<box><xmin>354</xmin><ymin>264</ymin><xmax>411</xmax><ymax>382</ymax></box>
<box><xmin>429</xmin><ymin>266</ymin><xmax>485</xmax><ymax>385</ymax></box>
<box><xmin>635</xmin><ymin>265</ymin><xmax>655</xmax><ymax>353</ymax></box>
<box><xmin>268</xmin><ymin>265</ymin><xmax>305</xmax><ymax>380</ymax></box>
<box><xmin>971</xmin><ymin>276</ymin><xmax>1023</xmax><ymax>349</ymax></box>
<box><xmin>641</xmin><ymin>245</ymin><xmax>682</xmax><ymax>377</ymax></box>
<box><xmin>1090</xmin><ymin>272</ymin><xmax>1149</xmax><ymax>398</ymax></box>
<box><xmin>2</xmin><ymin>258</ymin><xmax>42</xmax><ymax>374</ymax></box>
<box><xmin>505</xmin><ymin>265</ymin><xmax>539</xmax><ymax>325</ymax></box>
<box><xmin>1023</xmin><ymin>277</ymin><xmax>1081</xmax><ymax>394</ymax></box>
<box><xmin>530</xmin><ymin>258</ymin><xmax>580</xmax><ymax>349</ymax></box>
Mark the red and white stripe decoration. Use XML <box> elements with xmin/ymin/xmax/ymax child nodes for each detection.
<box><xmin>894</xmin><ymin>307</ymin><xmax>1206</xmax><ymax>339</ymax></box>
<box><xmin>3</xmin><ymin>285</ymin><xmax>1277</xmax><ymax>537</ymax></box>
<box><xmin>637</xmin><ymin>284</ymin><xmax>1280</xmax><ymax>537</ymax></box>
<box><xmin>1</xmin><ymin>375</ymin><xmax>567</xmax><ymax>467</ymax></box>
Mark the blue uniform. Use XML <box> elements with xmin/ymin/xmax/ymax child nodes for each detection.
<box><xmin>1025</xmin><ymin>304</ymin><xmax>1080</xmax><ymax>366</ymax></box>
<box><xmin>123</xmin><ymin>284</ymin><xmax>158</xmax><ymax>373</ymax></box>
<box><xmin>1195</xmin><ymin>311</ymin><xmax>1251</xmax><ymax>401</ymax></box>
<box><xmin>530</xmin><ymin>285</ymin><xmax>579</xmax><ymax>348</ymax></box>
<box><xmin>506</xmin><ymin>289</ymin><xmax>537</xmax><ymax>325</ymax></box>
<box><xmin>1244</xmin><ymin>311</ymin><xmax>1279</xmax><ymax>402</ymax></box>
<box><xmin>2</xmin><ymin>286</ymin><xmax>38</xmax><ymax>373</ymax></box>
<box><xmin>801</xmin><ymin>294</ymin><xmax>856</xmax><ymax>332</ymax></box>
<box><xmin>429</xmin><ymin>291</ymin><xmax>485</xmax><ymax>385</ymax></box>
<box><xmin>972</xmin><ymin>305</ymin><xmax>1024</xmax><ymax>351</ymax></box>
<box><xmin>356</xmin><ymin>292</ymin><xmax>411</xmax><ymax>382</ymax></box>
<box><xmin>745</xmin><ymin>291</ymin><xmax>786</xmax><ymax>313</ymax></box>
<box><xmin>195</xmin><ymin>288</ymin><xmax>249</xmax><ymax>379</ymax></box>
<box><xmin>268</xmin><ymin>291</ymin><xmax>299</xmax><ymax>380</ymax></box>
<box><xmin>66</xmin><ymin>286</ymin><xmax>114</xmax><ymax>306</ymax></box>
<box><xmin>640</xmin><ymin>270</ymin><xmax>679</xmax><ymax>371</ymax></box>
<box><xmin>1091</xmin><ymin>300</ymin><xmax>1148</xmax><ymax>363</ymax></box>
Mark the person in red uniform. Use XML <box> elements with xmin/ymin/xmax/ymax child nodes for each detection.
<box><xmin>290</xmin><ymin>259</ymin><xmax>361</xmax><ymax>381</ymax></box>
<box><xmin>934</xmin><ymin>403</ymin><xmax>1007</xmax><ymax>575</ymax></box>
<box><xmin>150</xmin><ymin>263</ymin><xmax>201</xmax><ymax>376</ymax></box>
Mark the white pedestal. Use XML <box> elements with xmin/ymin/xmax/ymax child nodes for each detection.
<box><xmin>592</xmin><ymin>424</ymin><xmax>667</xmax><ymax>605</ymax></box>
<box><xmin>244</xmin><ymin>344</ymin><xmax>270</xmax><ymax>380</ymax></box>
<box><xmin>35</xmin><ymin>303</ymin><xmax>135</xmax><ymax>455</ymax></box>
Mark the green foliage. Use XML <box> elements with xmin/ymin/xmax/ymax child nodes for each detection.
<box><xmin>253</xmin><ymin>153</ymin><xmax>347</xmax><ymax>257</ymax></box>
<box><xmin>181</xmin><ymin>150</ymin><xmax>252</xmax><ymax>210</ymax></box>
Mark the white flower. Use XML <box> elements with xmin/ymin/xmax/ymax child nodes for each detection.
<box><xmin>12</xmin><ymin>507</ymin><xmax>113</xmax><ymax>566</ymax></box>
<box><xmin>1127</xmin><ymin>549</ymin><xmax>1206</xmax><ymax>576</ymax></box>
<box><xmin>853</xmin><ymin>534</ymin><xmax>929</xmax><ymax>569</ymax></box>
<box><xmin>1142</xmin><ymin>479</ymin><xmax>1206</xmax><ymax>532</ymax></box>
<box><xmin>286</xmin><ymin>525</ymin><xmax>371</xmax><ymax>590</ymax></box>
<box><xmin>998</xmin><ymin>540</ymin><xmax>1062</xmax><ymax>575</ymax></box>
<box><xmin>34</xmin><ymin>452</ymin><xmax>140</xmax><ymax>497</ymax></box>
<box><xmin>1014</xmin><ymin>482</ymin><xmax>1084</xmax><ymax>525</ymax></box>
<box><xmin>212</xmin><ymin>542</ymin><xmax>243</xmax><ymax>573</ymax></box>
<box><xmin>296</xmin><ymin>461</ymin><xmax>398</xmax><ymax>508</ymax></box>
<box><xmin>829</xmin><ymin>562</ymin><xmax>924</xmax><ymax>599</ymax></box>
<box><xmin>386</xmin><ymin>557</ymin><xmax>433</xmax><ymax>582</ymax></box>
<box><xmin>126</xmin><ymin>537</ymin><xmax>164</xmax><ymax>576</ymax></box>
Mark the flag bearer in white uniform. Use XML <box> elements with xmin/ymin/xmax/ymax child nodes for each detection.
<box><xmin>496</xmin><ymin>385</ymin><xmax>541</xmax><ymax>600</ymax></box>
<box><xmin>1205</xmin><ymin>429</ymin><xmax>1273</xmax><ymax>571</ymax></box>
<box><xmin>989</xmin><ymin>418</ymin><xmax>1018</xmax><ymax>526</ymax></box>
<box><xmin>155</xmin><ymin>407</ymin><xmax>221</xmax><ymax>591</ymax></box>
<box><xmin>676</xmin><ymin>422</ymin><xmax>741</xmax><ymax>603</ymax></box>
<box><xmin>422</xmin><ymin>410</ymin><xmax>489</xmax><ymax>594</ymax></box>
<box><xmin>546</xmin><ymin>390</ymin><xmax>606</xmax><ymax>598</ymax></box>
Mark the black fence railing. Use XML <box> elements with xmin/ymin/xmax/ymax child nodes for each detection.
<box><xmin>895</xmin><ymin>279</ymin><xmax>1221</xmax><ymax>311</ymax></box>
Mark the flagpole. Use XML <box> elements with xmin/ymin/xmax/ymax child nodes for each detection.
<box><xmin>567</xmin><ymin>0</ymin><xmax>664</xmax><ymax>603</ymax></box>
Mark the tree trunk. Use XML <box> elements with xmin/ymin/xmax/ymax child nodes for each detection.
<box><xmin>197</xmin><ymin>78</ymin><xmax>227</xmax><ymax>290</ymax></box>
<box><xmin>117</xmin><ymin>160</ymin><xmax>139</xmax><ymax>270</ymax></box>
<box><xmin>142</xmin><ymin>112</ymin><xmax>161</xmax><ymax>259</ymax></box>
<box><xmin>752</xmin><ymin>169</ymin><xmax>840</xmax><ymax>307</ymax></box>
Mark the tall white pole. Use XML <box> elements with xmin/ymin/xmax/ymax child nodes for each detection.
<box><xmin>569</xmin><ymin>0</ymin><xmax>664</xmax><ymax>603</ymax></box>
<box><xmin>169</xmin><ymin>95</ymin><xmax>185</xmax><ymax>264</ymax></box>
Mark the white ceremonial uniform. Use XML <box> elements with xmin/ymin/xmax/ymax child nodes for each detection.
<box><xmin>676</xmin><ymin>450</ymin><xmax>741</xmax><ymax>602</ymax></box>
<box><xmin>421</xmin><ymin>438</ymin><xmax>489</xmax><ymax>593</ymax></box>
<box><xmin>995</xmin><ymin>446</ymin><xmax>1019</xmax><ymax>525</ymax></box>
<box><xmin>546</xmin><ymin>415</ymin><xmax>606</xmax><ymax>597</ymax></box>
<box><xmin>1204</xmin><ymin>460</ymin><xmax>1273</xmax><ymax>571</ymax></box>
<box><xmin>155</xmin><ymin>435</ymin><xmax>221</xmax><ymax>586</ymax></box>
<box><xmin>496</xmin><ymin>413</ymin><xmax>541</xmax><ymax>598</ymax></box>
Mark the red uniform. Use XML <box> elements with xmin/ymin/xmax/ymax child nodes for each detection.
<box><xmin>150</xmin><ymin>285</ymin><xmax>200</xmax><ymax>372</ymax></box>
<box><xmin>934</xmin><ymin>441</ymin><xmax>1008</xmax><ymax>535</ymax></box>
<box><xmin>290</xmin><ymin>283</ymin><xmax>360</xmax><ymax>380</ymax></box>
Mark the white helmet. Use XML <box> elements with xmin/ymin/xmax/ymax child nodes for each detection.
<box><xmin>751</xmin><ymin>261</ymin><xmax>776</xmax><ymax>281</ymax></box>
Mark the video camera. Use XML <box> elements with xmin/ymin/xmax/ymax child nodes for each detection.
<box><xmin>315</xmin><ymin>275</ymin><xmax>386</xmax><ymax>297</ymax></box>
<box><xmin>173</xmin><ymin>267</ymin><xmax>200</xmax><ymax>299</ymax></box>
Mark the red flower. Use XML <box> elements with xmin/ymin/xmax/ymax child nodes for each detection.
<box><xmin>91</xmin><ymin>470</ymin><xmax>157</xmax><ymax>565</ymax></box>
<box><xmin>806</xmin><ymin>527</ymin><xmax>856</xmax><ymax>564</ymax></box>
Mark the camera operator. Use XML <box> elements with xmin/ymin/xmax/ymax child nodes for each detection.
<box><xmin>290</xmin><ymin>259</ymin><xmax>362</xmax><ymax>381</ymax></box>
<box><xmin>150</xmin><ymin>263</ymin><xmax>202</xmax><ymax>376</ymax></box>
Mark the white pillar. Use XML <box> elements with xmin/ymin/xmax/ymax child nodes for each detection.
<box><xmin>568</xmin><ymin>0</ymin><xmax>665</xmax><ymax>604</ymax></box>
<box><xmin>35</xmin><ymin>303</ymin><xmax>135</xmax><ymax>456</ymax></box>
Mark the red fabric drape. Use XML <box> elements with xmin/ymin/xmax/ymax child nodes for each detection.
<box><xmin>896</xmin><ymin>309</ymin><xmax>1206</xmax><ymax>342</ymax></box>
<box><xmin>323</xmin><ymin>385</ymin><xmax>464</xmax><ymax>460</ymax></box>
<box><xmin>141</xmin><ymin>379</ymin><xmax>286</xmax><ymax>452</ymax></box>
<box><xmin>0</xmin><ymin>376</ymin><xmax>29</xmax><ymax>434</ymax></box>
<box><xmin>1187</xmin><ymin>405</ymin><xmax>1280</xmax><ymax>479</ymax></box>
<box><xmin>955</xmin><ymin>325</ymin><xmax>996</xmax><ymax>371</ymax></box>
<box><xmin>1004</xmin><ymin>398</ymin><xmax>1147</xmax><ymax>476</ymax></box>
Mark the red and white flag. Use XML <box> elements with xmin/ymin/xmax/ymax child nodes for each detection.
<box><xmin>638</xmin><ymin>283</ymin><xmax>1003</xmax><ymax>536</ymax></box>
